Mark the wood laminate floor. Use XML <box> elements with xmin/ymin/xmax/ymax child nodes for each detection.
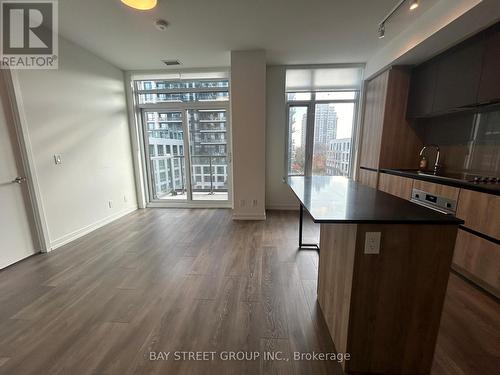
<box><xmin>0</xmin><ymin>209</ymin><xmax>498</xmax><ymax>375</ymax></box>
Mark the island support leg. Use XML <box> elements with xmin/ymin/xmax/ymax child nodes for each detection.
<box><xmin>298</xmin><ymin>204</ymin><xmax>320</xmax><ymax>251</ymax></box>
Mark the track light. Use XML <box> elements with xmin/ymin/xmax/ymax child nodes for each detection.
<box><xmin>378</xmin><ymin>24</ymin><xmax>385</xmax><ymax>39</ymax></box>
<box><xmin>377</xmin><ymin>0</ymin><xmax>419</xmax><ymax>38</ymax></box>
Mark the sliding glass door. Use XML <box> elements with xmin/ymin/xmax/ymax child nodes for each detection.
<box><xmin>135</xmin><ymin>76</ymin><xmax>231</xmax><ymax>207</ymax></box>
<box><xmin>143</xmin><ymin>110</ymin><xmax>188</xmax><ymax>201</ymax></box>
<box><xmin>188</xmin><ymin>109</ymin><xmax>229</xmax><ymax>201</ymax></box>
<box><xmin>142</xmin><ymin>107</ymin><xmax>231</xmax><ymax>205</ymax></box>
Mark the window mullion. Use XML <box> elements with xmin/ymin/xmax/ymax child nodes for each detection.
<box><xmin>304</xmin><ymin>101</ymin><xmax>315</xmax><ymax>177</ymax></box>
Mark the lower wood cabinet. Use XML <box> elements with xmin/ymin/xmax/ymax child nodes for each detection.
<box><xmin>453</xmin><ymin>229</ymin><xmax>500</xmax><ymax>298</ymax></box>
<box><xmin>378</xmin><ymin>173</ymin><xmax>413</xmax><ymax>200</ymax></box>
<box><xmin>358</xmin><ymin>168</ymin><xmax>378</xmax><ymax>189</ymax></box>
<box><xmin>456</xmin><ymin>189</ymin><xmax>500</xmax><ymax>240</ymax></box>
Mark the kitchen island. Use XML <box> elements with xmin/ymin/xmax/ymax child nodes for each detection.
<box><xmin>287</xmin><ymin>176</ymin><xmax>463</xmax><ymax>375</ymax></box>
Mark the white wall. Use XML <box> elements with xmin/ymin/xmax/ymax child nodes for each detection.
<box><xmin>230</xmin><ymin>50</ymin><xmax>266</xmax><ymax>220</ymax></box>
<box><xmin>14</xmin><ymin>37</ymin><xmax>137</xmax><ymax>249</ymax></box>
<box><xmin>265</xmin><ymin>66</ymin><xmax>297</xmax><ymax>210</ymax></box>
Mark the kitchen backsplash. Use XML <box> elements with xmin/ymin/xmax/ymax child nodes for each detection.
<box><xmin>416</xmin><ymin>106</ymin><xmax>500</xmax><ymax>176</ymax></box>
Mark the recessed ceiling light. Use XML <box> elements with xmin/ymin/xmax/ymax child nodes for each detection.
<box><xmin>121</xmin><ymin>0</ymin><xmax>157</xmax><ymax>11</ymax></box>
<box><xmin>409</xmin><ymin>0</ymin><xmax>419</xmax><ymax>10</ymax></box>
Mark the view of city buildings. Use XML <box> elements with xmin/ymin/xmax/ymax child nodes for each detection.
<box><xmin>138</xmin><ymin>79</ymin><xmax>229</xmax><ymax>200</ymax></box>
<box><xmin>288</xmin><ymin>100</ymin><xmax>352</xmax><ymax>177</ymax></box>
<box><xmin>145</xmin><ymin>111</ymin><xmax>185</xmax><ymax>197</ymax></box>
<box><xmin>326</xmin><ymin>138</ymin><xmax>351</xmax><ymax>176</ymax></box>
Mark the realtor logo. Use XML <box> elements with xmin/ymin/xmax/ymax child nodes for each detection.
<box><xmin>1</xmin><ymin>0</ymin><xmax>58</xmax><ymax>69</ymax></box>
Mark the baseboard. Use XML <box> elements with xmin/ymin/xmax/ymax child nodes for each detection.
<box><xmin>266</xmin><ymin>204</ymin><xmax>299</xmax><ymax>210</ymax></box>
<box><xmin>232</xmin><ymin>212</ymin><xmax>267</xmax><ymax>221</ymax></box>
<box><xmin>50</xmin><ymin>206</ymin><xmax>138</xmax><ymax>250</ymax></box>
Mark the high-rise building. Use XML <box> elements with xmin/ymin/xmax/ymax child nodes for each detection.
<box><xmin>314</xmin><ymin>105</ymin><xmax>338</xmax><ymax>145</ymax></box>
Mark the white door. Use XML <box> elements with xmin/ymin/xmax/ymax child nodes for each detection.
<box><xmin>0</xmin><ymin>72</ymin><xmax>37</xmax><ymax>269</ymax></box>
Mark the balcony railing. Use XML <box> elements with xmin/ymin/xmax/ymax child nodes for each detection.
<box><xmin>150</xmin><ymin>154</ymin><xmax>228</xmax><ymax>198</ymax></box>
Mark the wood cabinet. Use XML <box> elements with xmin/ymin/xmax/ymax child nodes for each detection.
<box><xmin>359</xmin><ymin>67</ymin><xmax>422</xmax><ymax>170</ymax></box>
<box><xmin>407</xmin><ymin>62</ymin><xmax>437</xmax><ymax>118</ymax></box>
<box><xmin>453</xmin><ymin>229</ymin><xmax>500</xmax><ymax>298</ymax></box>
<box><xmin>319</xmin><ymin>223</ymin><xmax>458</xmax><ymax>374</ymax></box>
<box><xmin>359</xmin><ymin>70</ymin><xmax>388</xmax><ymax>169</ymax></box>
<box><xmin>378</xmin><ymin>173</ymin><xmax>413</xmax><ymax>200</ymax></box>
<box><xmin>407</xmin><ymin>22</ymin><xmax>500</xmax><ymax>117</ymax></box>
<box><xmin>413</xmin><ymin>180</ymin><xmax>460</xmax><ymax>201</ymax></box>
<box><xmin>478</xmin><ymin>25</ymin><xmax>500</xmax><ymax>104</ymax></box>
<box><xmin>358</xmin><ymin>168</ymin><xmax>378</xmax><ymax>189</ymax></box>
<box><xmin>432</xmin><ymin>39</ymin><xmax>485</xmax><ymax>112</ymax></box>
<box><xmin>456</xmin><ymin>189</ymin><xmax>500</xmax><ymax>240</ymax></box>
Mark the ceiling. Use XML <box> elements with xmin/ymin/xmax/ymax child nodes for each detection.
<box><xmin>58</xmin><ymin>0</ymin><xmax>441</xmax><ymax>71</ymax></box>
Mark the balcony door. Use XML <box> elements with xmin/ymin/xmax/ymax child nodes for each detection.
<box><xmin>142</xmin><ymin>107</ymin><xmax>231</xmax><ymax>206</ymax></box>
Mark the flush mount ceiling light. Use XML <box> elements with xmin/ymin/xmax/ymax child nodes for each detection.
<box><xmin>121</xmin><ymin>0</ymin><xmax>157</xmax><ymax>10</ymax></box>
<box><xmin>409</xmin><ymin>0</ymin><xmax>419</xmax><ymax>10</ymax></box>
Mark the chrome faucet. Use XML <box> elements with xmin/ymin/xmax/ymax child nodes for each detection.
<box><xmin>419</xmin><ymin>145</ymin><xmax>441</xmax><ymax>174</ymax></box>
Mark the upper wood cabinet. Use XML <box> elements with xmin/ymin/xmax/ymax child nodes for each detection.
<box><xmin>407</xmin><ymin>22</ymin><xmax>500</xmax><ymax>118</ymax></box>
<box><xmin>359</xmin><ymin>67</ymin><xmax>422</xmax><ymax>170</ymax></box>
<box><xmin>432</xmin><ymin>39</ymin><xmax>485</xmax><ymax>113</ymax></box>
<box><xmin>406</xmin><ymin>62</ymin><xmax>437</xmax><ymax>118</ymax></box>
<box><xmin>359</xmin><ymin>70</ymin><xmax>388</xmax><ymax>169</ymax></box>
<box><xmin>478</xmin><ymin>25</ymin><xmax>500</xmax><ymax>104</ymax></box>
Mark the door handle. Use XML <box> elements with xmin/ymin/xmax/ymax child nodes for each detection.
<box><xmin>12</xmin><ymin>177</ymin><xmax>27</xmax><ymax>184</ymax></box>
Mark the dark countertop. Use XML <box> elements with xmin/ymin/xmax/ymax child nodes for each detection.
<box><xmin>379</xmin><ymin>169</ymin><xmax>500</xmax><ymax>196</ymax></box>
<box><xmin>287</xmin><ymin>176</ymin><xmax>463</xmax><ymax>224</ymax></box>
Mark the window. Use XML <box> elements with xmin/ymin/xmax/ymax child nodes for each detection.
<box><xmin>135</xmin><ymin>79</ymin><xmax>229</xmax><ymax>104</ymax></box>
<box><xmin>136</xmin><ymin>73</ymin><xmax>230</xmax><ymax>203</ymax></box>
<box><xmin>285</xmin><ymin>66</ymin><xmax>362</xmax><ymax>178</ymax></box>
<box><xmin>157</xmin><ymin>145</ymin><xmax>164</xmax><ymax>156</ymax></box>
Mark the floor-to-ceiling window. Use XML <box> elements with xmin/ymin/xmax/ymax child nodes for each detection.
<box><xmin>134</xmin><ymin>73</ymin><xmax>231</xmax><ymax>206</ymax></box>
<box><xmin>285</xmin><ymin>66</ymin><xmax>363</xmax><ymax>178</ymax></box>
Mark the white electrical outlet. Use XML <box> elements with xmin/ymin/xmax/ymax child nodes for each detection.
<box><xmin>54</xmin><ymin>154</ymin><xmax>62</xmax><ymax>165</ymax></box>
<box><xmin>108</xmin><ymin>200</ymin><xmax>113</xmax><ymax>209</ymax></box>
<box><xmin>364</xmin><ymin>232</ymin><xmax>381</xmax><ymax>254</ymax></box>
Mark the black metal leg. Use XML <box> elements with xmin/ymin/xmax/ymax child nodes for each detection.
<box><xmin>298</xmin><ymin>204</ymin><xmax>319</xmax><ymax>251</ymax></box>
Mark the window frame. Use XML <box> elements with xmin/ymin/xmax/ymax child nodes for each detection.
<box><xmin>284</xmin><ymin>91</ymin><xmax>360</xmax><ymax>179</ymax></box>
